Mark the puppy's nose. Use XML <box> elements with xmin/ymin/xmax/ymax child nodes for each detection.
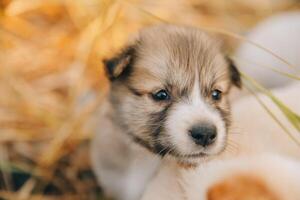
<box><xmin>189</xmin><ymin>124</ymin><xmax>217</xmax><ymax>147</ymax></box>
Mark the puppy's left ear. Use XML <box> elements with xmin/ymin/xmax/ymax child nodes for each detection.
<box><xmin>227</xmin><ymin>57</ymin><xmax>242</xmax><ymax>88</ymax></box>
<box><xmin>103</xmin><ymin>45</ymin><xmax>136</xmax><ymax>81</ymax></box>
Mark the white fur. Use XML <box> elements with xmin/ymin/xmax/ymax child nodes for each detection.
<box><xmin>165</xmin><ymin>73</ymin><xmax>226</xmax><ymax>156</ymax></box>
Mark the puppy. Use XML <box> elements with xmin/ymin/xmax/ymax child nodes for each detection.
<box><xmin>141</xmin><ymin>153</ymin><xmax>300</xmax><ymax>200</ymax></box>
<box><xmin>90</xmin><ymin>25</ymin><xmax>241</xmax><ymax>200</ymax></box>
<box><xmin>235</xmin><ymin>12</ymin><xmax>300</xmax><ymax>89</ymax></box>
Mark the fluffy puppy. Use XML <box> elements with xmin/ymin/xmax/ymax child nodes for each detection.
<box><xmin>91</xmin><ymin>25</ymin><xmax>241</xmax><ymax>200</ymax></box>
<box><xmin>141</xmin><ymin>154</ymin><xmax>300</xmax><ymax>200</ymax></box>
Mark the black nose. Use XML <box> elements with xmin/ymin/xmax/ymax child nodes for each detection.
<box><xmin>189</xmin><ymin>124</ymin><xmax>217</xmax><ymax>147</ymax></box>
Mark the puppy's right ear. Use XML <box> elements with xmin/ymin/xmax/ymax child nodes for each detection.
<box><xmin>226</xmin><ymin>57</ymin><xmax>242</xmax><ymax>88</ymax></box>
<box><xmin>103</xmin><ymin>45</ymin><xmax>136</xmax><ymax>81</ymax></box>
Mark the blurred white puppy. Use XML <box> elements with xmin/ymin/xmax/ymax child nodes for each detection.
<box><xmin>141</xmin><ymin>154</ymin><xmax>300</xmax><ymax>200</ymax></box>
<box><xmin>235</xmin><ymin>12</ymin><xmax>300</xmax><ymax>88</ymax></box>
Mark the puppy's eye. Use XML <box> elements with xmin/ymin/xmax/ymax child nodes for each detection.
<box><xmin>211</xmin><ymin>89</ymin><xmax>222</xmax><ymax>101</ymax></box>
<box><xmin>152</xmin><ymin>90</ymin><xmax>170</xmax><ymax>101</ymax></box>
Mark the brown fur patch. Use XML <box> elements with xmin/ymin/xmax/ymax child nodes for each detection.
<box><xmin>207</xmin><ymin>174</ymin><xmax>279</xmax><ymax>200</ymax></box>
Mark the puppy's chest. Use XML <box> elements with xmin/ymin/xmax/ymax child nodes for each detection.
<box><xmin>126</xmin><ymin>145</ymin><xmax>161</xmax><ymax>182</ymax></box>
<box><xmin>114</xmin><ymin>142</ymin><xmax>162</xmax><ymax>199</ymax></box>
<box><xmin>132</xmin><ymin>141</ymin><xmax>162</xmax><ymax>174</ymax></box>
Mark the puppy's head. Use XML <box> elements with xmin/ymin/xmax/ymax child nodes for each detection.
<box><xmin>104</xmin><ymin>25</ymin><xmax>241</xmax><ymax>164</ymax></box>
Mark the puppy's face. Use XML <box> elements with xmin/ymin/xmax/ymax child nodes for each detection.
<box><xmin>105</xmin><ymin>25</ymin><xmax>241</xmax><ymax>164</ymax></box>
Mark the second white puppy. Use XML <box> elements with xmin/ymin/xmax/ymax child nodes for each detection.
<box><xmin>142</xmin><ymin>153</ymin><xmax>300</xmax><ymax>200</ymax></box>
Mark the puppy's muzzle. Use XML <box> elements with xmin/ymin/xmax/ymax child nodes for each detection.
<box><xmin>189</xmin><ymin>124</ymin><xmax>217</xmax><ymax>147</ymax></box>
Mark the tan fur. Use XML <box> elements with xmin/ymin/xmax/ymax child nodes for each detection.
<box><xmin>129</xmin><ymin>25</ymin><xmax>232</xmax><ymax>101</ymax></box>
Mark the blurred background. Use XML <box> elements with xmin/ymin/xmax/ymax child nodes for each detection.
<box><xmin>0</xmin><ymin>0</ymin><xmax>299</xmax><ymax>199</ymax></box>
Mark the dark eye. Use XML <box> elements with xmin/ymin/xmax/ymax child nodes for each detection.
<box><xmin>152</xmin><ymin>90</ymin><xmax>170</xmax><ymax>101</ymax></box>
<box><xmin>211</xmin><ymin>89</ymin><xmax>222</xmax><ymax>101</ymax></box>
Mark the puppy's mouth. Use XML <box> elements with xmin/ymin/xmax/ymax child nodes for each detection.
<box><xmin>158</xmin><ymin>143</ymin><xmax>227</xmax><ymax>164</ymax></box>
<box><xmin>152</xmin><ymin>144</ymin><xmax>208</xmax><ymax>158</ymax></box>
<box><xmin>176</xmin><ymin>152</ymin><xmax>207</xmax><ymax>158</ymax></box>
<box><xmin>166</xmin><ymin>148</ymin><xmax>216</xmax><ymax>159</ymax></box>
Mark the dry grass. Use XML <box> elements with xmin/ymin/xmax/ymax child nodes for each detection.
<box><xmin>0</xmin><ymin>0</ymin><xmax>299</xmax><ymax>199</ymax></box>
